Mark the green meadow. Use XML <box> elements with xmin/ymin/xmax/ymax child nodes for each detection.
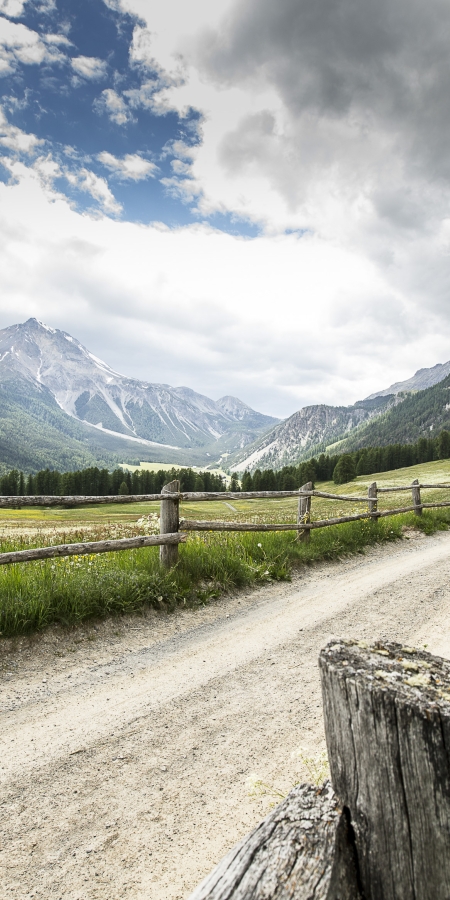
<box><xmin>1</xmin><ymin>458</ymin><xmax>449</xmax><ymax>637</ymax></box>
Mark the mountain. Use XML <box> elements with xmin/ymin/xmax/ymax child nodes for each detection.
<box><xmin>366</xmin><ymin>360</ymin><xmax>450</xmax><ymax>399</ymax></box>
<box><xmin>230</xmin><ymin>359</ymin><xmax>450</xmax><ymax>472</ymax></box>
<box><xmin>0</xmin><ymin>319</ymin><xmax>278</xmax><ymax>472</ymax></box>
<box><xmin>229</xmin><ymin>395</ymin><xmax>395</xmax><ymax>471</ymax></box>
<box><xmin>337</xmin><ymin>374</ymin><xmax>450</xmax><ymax>452</ymax></box>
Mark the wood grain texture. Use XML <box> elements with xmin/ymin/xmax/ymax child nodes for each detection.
<box><xmin>160</xmin><ymin>480</ymin><xmax>180</xmax><ymax>568</ymax></box>
<box><xmin>0</xmin><ymin>494</ymin><xmax>167</xmax><ymax>508</ymax></box>
<box><xmin>297</xmin><ymin>481</ymin><xmax>312</xmax><ymax>543</ymax></box>
<box><xmin>188</xmin><ymin>781</ymin><xmax>361</xmax><ymax>900</ymax></box>
<box><xmin>367</xmin><ymin>481</ymin><xmax>377</xmax><ymax>520</ymax></box>
<box><xmin>0</xmin><ymin>533</ymin><xmax>186</xmax><ymax>566</ymax></box>
<box><xmin>319</xmin><ymin>639</ymin><xmax>450</xmax><ymax>900</ymax></box>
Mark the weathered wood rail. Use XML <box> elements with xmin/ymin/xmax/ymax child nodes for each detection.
<box><xmin>0</xmin><ymin>533</ymin><xmax>185</xmax><ymax>566</ymax></box>
<box><xmin>189</xmin><ymin>640</ymin><xmax>450</xmax><ymax>899</ymax></box>
<box><xmin>0</xmin><ymin>476</ymin><xmax>449</xmax><ymax>567</ymax></box>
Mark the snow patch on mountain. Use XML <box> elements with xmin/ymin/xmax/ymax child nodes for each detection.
<box><xmin>0</xmin><ymin>319</ymin><xmax>278</xmax><ymax>453</ymax></box>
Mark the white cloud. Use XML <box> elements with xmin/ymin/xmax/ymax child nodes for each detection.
<box><xmin>0</xmin><ymin>16</ymin><xmax>65</xmax><ymax>74</ymax></box>
<box><xmin>129</xmin><ymin>25</ymin><xmax>154</xmax><ymax>69</ymax></box>
<box><xmin>71</xmin><ymin>55</ymin><xmax>108</xmax><ymax>81</ymax></box>
<box><xmin>0</xmin><ymin>0</ymin><xmax>26</xmax><ymax>17</ymax></box>
<box><xmin>43</xmin><ymin>33</ymin><xmax>72</xmax><ymax>46</ymax></box>
<box><xmin>94</xmin><ymin>88</ymin><xmax>133</xmax><ymax>125</ymax></box>
<box><xmin>65</xmin><ymin>167</ymin><xmax>122</xmax><ymax>216</ymax></box>
<box><xmin>1</xmin><ymin>0</ymin><xmax>449</xmax><ymax>420</ymax></box>
<box><xmin>0</xmin><ymin>107</ymin><xmax>43</xmax><ymax>153</ymax></box>
<box><xmin>0</xmin><ymin>163</ymin><xmax>448</xmax><ymax>419</ymax></box>
<box><xmin>97</xmin><ymin>151</ymin><xmax>157</xmax><ymax>181</ymax></box>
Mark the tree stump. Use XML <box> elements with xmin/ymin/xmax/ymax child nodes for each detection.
<box><xmin>160</xmin><ymin>480</ymin><xmax>180</xmax><ymax>568</ymax></box>
<box><xmin>188</xmin><ymin>781</ymin><xmax>361</xmax><ymax>900</ymax></box>
<box><xmin>319</xmin><ymin>639</ymin><xmax>450</xmax><ymax>900</ymax></box>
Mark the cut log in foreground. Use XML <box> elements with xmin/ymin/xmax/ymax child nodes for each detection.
<box><xmin>189</xmin><ymin>639</ymin><xmax>450</xmax><ymax>900</ymax></box>
<box><xmin>320</xmin><ymin>639</ymin><xmax>450</xmax><ymax>900</ymax></box>
<box><xmin>188</xmin><ymin>781</ymin><xmax>361</xmax><ymax>900</ymax></box>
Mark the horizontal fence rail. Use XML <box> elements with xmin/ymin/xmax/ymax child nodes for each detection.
<box><xmin>0</xmin><ymin>533</ymin><xmax>185</xmax><ymax>566</ymax></box>
<box><xmin>180</xmin><ymin>502</ymin><xmax>450</xmax><ymax>532</ymax></box>
<box><xmin>0</xmin><ymin>484</ymin><xmax>449</xmax><ymax>508</ymax></box>
<box><xmin>0</xmin><ymin>476</ymin><xmax>449</xmax><ymax>567</ymax></box>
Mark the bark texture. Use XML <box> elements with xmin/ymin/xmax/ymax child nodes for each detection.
<box><xmin>319</xmin><ymin>639</ymin><xmax>450</xmax><ymax>900</ymax></box>
<box><xmin>160</xmin><ymin>480</ymin><xmax>180</xmax><ymax>567</ymax></box>
<box><xmin>297</xmin><ymin>481</ymin><xmax>312</xmax><ymax>543</ymax></box>
<box><xmin>0</xmin><ymin>533</ymin><xmax>185</xmax><ymax>566</ymax></box>
<box><xmin>188</xmin><ymin>781</ymin><xmax>361</xmax><ymax>900</ymax></box>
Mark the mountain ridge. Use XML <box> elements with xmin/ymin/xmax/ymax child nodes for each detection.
<box><xmin>0</xmin><ymin>319</ymin><xmax>278</xmax><ymax>472</ymax></box>
<box><xmin>229</xmin><ymin>360</ymin><xmax>450</xmax><ymax>471</ymax></box>
<box><xmin>365</xmin><ymin>361</ymin><xmax>450</xmax><ymax>399</ymax></box>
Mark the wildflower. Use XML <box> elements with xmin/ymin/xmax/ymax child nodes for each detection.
<box><xmin>257</xmin><ymin>542</ymin><xmax>262</xmax><ymax>548</ymax></box>
<box><xmin>246</xmin><ymin>773</ymin><xmax>264</xmax><ymax>795</ymax></box>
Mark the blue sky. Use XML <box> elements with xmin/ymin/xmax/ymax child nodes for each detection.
<box><xmin>0</xmin><ymin>0</ymin><xmax>449</xmax><ymax>417</ymax></box>
<box><xmin>0</xmin><ymin>0</ymin><xmax>201</xmax><ymax>226</ymax></box>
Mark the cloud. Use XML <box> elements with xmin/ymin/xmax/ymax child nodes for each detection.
<box><xmin>0</xmin><ymin>0</ymin><xmax>56</xmax><ymax>18</ymax></box>
<box><xmin>93</xmin><ymin>88</ymin><xmax>134</xmax><ymax>125</ymax></box>
<box><xmin>71</xmin><ymin>55</ymin><xmax>108</xmax><ymax>80</ymax></box>
<box><xmin>0</xmin><ymin>0</ymin><xmax>449</xmax><ymax>420</ymax></box>
<box><xmin>0</xmin><ymin>162</ymin><xmax>449</xmax><ymax>419</ymax></box>
<box><xmin>188</xmin><ymin>0</ymin><xmax>450</xmax><ymax>225</ymax></box>
<box><xmin>129</xmin><ymin>24</ymin><xmax>154</xmax><ymax>69</ymax></box>
<box><xmin>0</xmin><ymin>16</ymin><xmax>65</xmax><ymax>74</ymax></box>
<box><xmin>0</xmin><ymin>0</ymin><xmax>26</xmax><ymax>17</ymax></box>
<box><xmin>65</xmin><ymin>167</ymin><xmax>122</xmax><ymax>215</ymax></box>
<box><xmin>98</xmin><ymin>151</ymin><xmax>157</xmax><ymax>180</ymax></box>
<box><xmin>0</xmin><ymin>106</ymin><xmax>43</xmax><ymax>153</ymax></box>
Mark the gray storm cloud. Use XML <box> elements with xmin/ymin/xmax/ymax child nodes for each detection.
<box><xmin>193</xmin><ymin>0</ymin><xmax>450</xmax><ymax>213</ymax></box>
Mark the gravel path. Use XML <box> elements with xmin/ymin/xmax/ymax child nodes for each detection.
<box><xmin>1</xmin><ymin>529</ymin><xmax>450</xmax><ymax>900</ymax></box>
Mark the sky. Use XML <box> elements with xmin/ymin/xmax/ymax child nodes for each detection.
<box><xmin>0</xmin><ymin>0</ymin><xmax>450</xmax><ymax>417</ymax></box>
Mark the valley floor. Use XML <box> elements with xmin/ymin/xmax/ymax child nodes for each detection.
<box><xmin>1</xmin><ymin>529</ymin><xmax>450</xmax><ymax>899</ymax></box>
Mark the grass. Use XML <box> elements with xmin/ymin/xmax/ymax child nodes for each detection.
<box><xmin>1</xmin><ymin>458</ymin><xmax>450</xmax><ymax>638</ymax></box>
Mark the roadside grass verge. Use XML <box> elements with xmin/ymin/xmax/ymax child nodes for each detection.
<box><xmin>1</xmin><ymin>508</ymin><xmax>449</xmax><ymax>638</ymax></box>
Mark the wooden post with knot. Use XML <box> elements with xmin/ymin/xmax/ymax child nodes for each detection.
<box><xmin>160</xmin><ymin>480</ymin><xmax>180</xmax><ymax>568</ymax></box>
<box><xmin>297</xmin><ymin>481</ymin><xmax>312</xmax><ymax>542</ymax></box>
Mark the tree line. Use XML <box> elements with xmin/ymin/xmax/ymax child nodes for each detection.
<box><xmin>1</xmin><ymin>429</ymin><xmax>449</xmax><ymax>497</ymax></box>
<box><xmin>0</xmin><ymin>466</ymin><xmax>226</xmax><ymax>497</ymax></box>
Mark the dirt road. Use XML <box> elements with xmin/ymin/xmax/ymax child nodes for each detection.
<box><xmin>2</xmin><ymin>529</ymin><xmax>450</xmax><ymax>900</ymax></box>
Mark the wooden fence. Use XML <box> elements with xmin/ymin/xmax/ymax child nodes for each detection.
<box><xmin>0</xmin><ymin>476</ymin><xmax>449</xmax><ymax>567</ymax></box>
<box><xmin>188</xmin><ymin>639</ymin><xmax>450</xmax><ymax>900</ymax></box>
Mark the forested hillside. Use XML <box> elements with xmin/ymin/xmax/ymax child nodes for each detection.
<box><xmin>337</xmin><ymin>375</ymin><xmax>450</xmax><ymax>452</ymax></box>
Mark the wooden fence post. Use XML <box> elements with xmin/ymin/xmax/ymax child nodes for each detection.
<box><xmin>368</xmin><ymin>481</ymin><xmax>377</xmax><ymax>519</ymax></box>
<box><xmin>320</xmin><ymin>639</ymin><xmax>450</xmax><ymax>900</ymax></box>
<box><xmin>160</xmin><ymin>480</ymin><xmax>180</xmax><ymax>568</ymax></box>
<box><xmin>297</xmin><ymin>481</ymin><xmax>312</xmax><ymax>542</ymax></box>
<box><xmin>411</xmin><ymin>478</ymin><xmax>422</xmax><ymax>515</ymax></box>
